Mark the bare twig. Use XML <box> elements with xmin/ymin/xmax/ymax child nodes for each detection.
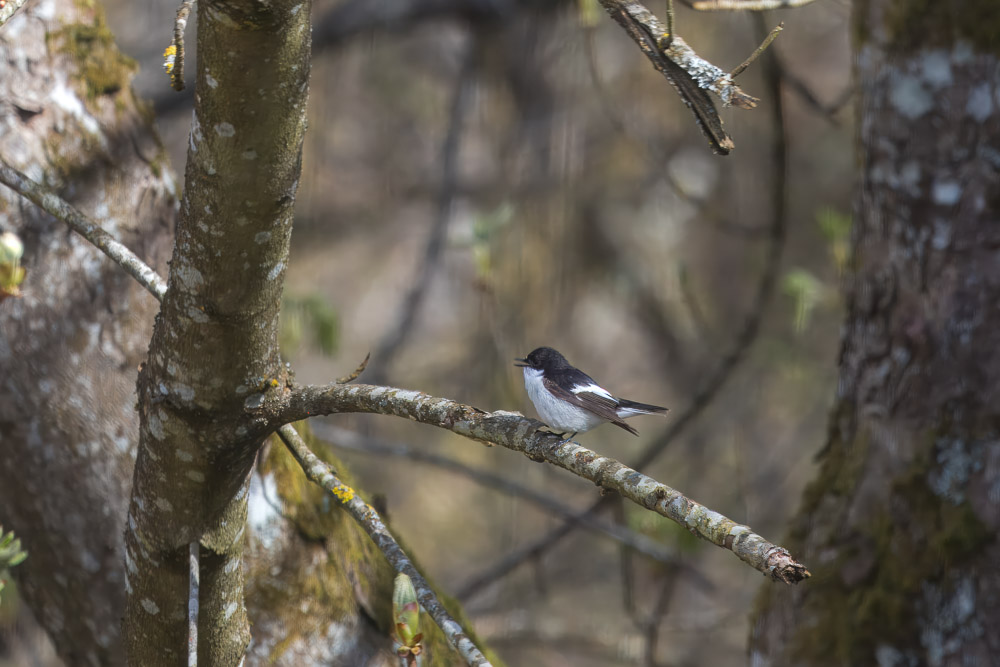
<box><xmin>370</xmin><ymin>42</ymin><xmax>476</xmax><ymax>382</ymax></box>
<box><xmin>277</xmin><ymin>424</ymin><xmax>493</xmax><ymax>667</ymax></box>
<box><xmin>731</xmin><ymin>22</ymin><xmax>783</xmax><ymax>78</ymax></box>
<box><xmin>335</xmin><ymin>352</ymin><xmax>370</xmax><ymax>384</ymax></box>
<box><xmin>165</xmin><ymin>0</ymin><xmax>196</xmax><ymax>91</ymax></box>
<box><xmin>0</xmin><ymin>159</ymin><xmax>167</xmax><ymax>301</ymax></box>
<box><xmin>312</xmin><ymin>422</ymin><xmax>711</xmax><ymax>584</ymax></box>
<box><xmin>0</xmin><ymin>0</ymin><xmax>30</xmax><ymax>27</ymax></box>
<box><xmin>273</xmin><ymin>387</ymin><xmax>809</xmax><ymax>583</ymax></box>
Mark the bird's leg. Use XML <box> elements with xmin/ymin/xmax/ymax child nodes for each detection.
<box><xmin>556</xmin><ymin>432</ymin><xmax>578</xmax><ymax>446</ymax></box>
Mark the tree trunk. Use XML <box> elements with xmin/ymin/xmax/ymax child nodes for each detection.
<box><xmin>749</xmin><ymin>1</ymin><xmax>1000</xmax><ymax>664</ymax></box>
<box><xmin>0</xmin><ymin>2</ymin><xmax>460</xmax><ymax>665</ymax></box>
<box><xmin>0</xmin><ymin>2</ymin><xmax>173</xmax><ymax>662</ymax></box>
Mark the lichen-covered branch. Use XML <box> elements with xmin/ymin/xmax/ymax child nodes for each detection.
<box><xmin>604</xmin><ymin>0</ymin><xmax>758</xmax><ymax>109</ymax></box>
<box><xmin>0</xmin><ymin>158</ymin><xmax>167</xmax><ymax>301</ymax></box>
<box><xmin>0</xmin><ymin>0</ymin><xmax>30</xmax><ymax>27</ymax></box>
<box><xmin>274</xmin><ymin>384</ymin><xmax>810</xmax><ymax>583</ymax></box>
<box><xmin>164</xmin><ymin>0</ymin><xmax>195</xmax><ymax>91</ymax></box>
<box><xmin>277</xmin><ymin>425</ymin><xmax>493</xmax><ymax>667</ymax></box>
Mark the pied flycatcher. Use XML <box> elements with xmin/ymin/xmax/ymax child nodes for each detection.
<box><xmin>515</xmin><ymin>347</ymin><xmax>667</xmax><ymax>440</ymax></box>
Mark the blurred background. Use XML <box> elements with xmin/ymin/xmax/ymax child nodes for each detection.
<box><xmin>2</xmin><ymin>0</ymin><xmax>853</xmax><ymax>664</ymax></box>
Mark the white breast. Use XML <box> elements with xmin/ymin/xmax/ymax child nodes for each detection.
<box><xmin>523</xmin><ymin>368</ymin><xmax>605</xmax><ymax>434</ymax></box>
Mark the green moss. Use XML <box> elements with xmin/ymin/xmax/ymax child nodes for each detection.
<box><xmin>252</xmin><ymin>424</ymin><xmax>504</xmax><ymax>665</ymax></box>
<box><xmin>859</xmin><ymin>0</ymin><xmax>1000</xmax><ymax>55</ymax></box>
<box><xmin>47</xmin><ymin>12</ymin><xmax>137</xmax><ymax>104</ymax></box>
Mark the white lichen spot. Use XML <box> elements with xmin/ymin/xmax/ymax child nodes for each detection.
<box><xmin>242</xmin><ymin>149</ymin><xmax>257</xmax><ymax>160</ymax></box>
<box><xmin>244</xmin><ymin>393</ymin><xmax>266</xmax><ymax>409</ymax></box>
<box><xmin>147</xmin><ymin>410</ymin><xmax>165</xmax><ymax>440</ymax></box>
<box><xmin>175</xmin><ymin>262</ymin><xmax>204</xmax><ymax>288</ymax></box>
<box><xmin>190</xmin><ymin>111</ymin><xmax>203</xmax><ymax>153</ymax></box>
<box><xmin>186</xmin><ymin>470</ymin><xmax>206</xmax><ymax>482</ymax></box>
<box><xmin>215</xmin><ymin>122</ymin><xmax>236</xmax><ymax>138</ymax></box>
<box><xmin>206</xmin><ymin>74</ymin><xmax>219</xmax><ymax>89</ymax></box>
<box><xmin>155</xmin><ymin>497</ymin><xmax>173</xmax><ymax>512</ymax></box>
<box><xmin>254</xmin><ymin>231</ymin><xmax>271</xmax><ymax>244</ymax></box>
<box><xmin>290</xmin><ymin>2</ymin><xmax>303</xmax><ymax>14</ymax></box>
<box><xmin>187</xmin><ymin>306</ymin><xmax>209</xmax><ymax>323</ymax></box>
<box><xmin>932</xmin><ymin>180</ymin><xmax>962</xmax><ymax>206</ymax></box>
<box><xmin>223</xmin><ymin>601</ymin><xmax>238</xmax><ymax>620</ymax></box>
<box><xmin>172</xmin><ymin>383</ymin><xmax>195</xmax><ymax>402</ymax></box>
<box><xmin>267</xmin><ymin>261</ymin><xmax>285</xmax><ymax>280</ymax></box>
<box><xmin>920</xmin><ymin>51</ymin><xmax>952</xmax><ymax>89</ymax></box>
<box><xmin>141</xmin><ymin>598</ymin><xmax>160</xmax><ymax>615</ymax></box>
<box><xmin>932</xmin><ymin>220</ymin><xmax>952</xmax><ymax>250</ymax></box>
<box><xmin>175</xmin><ymin>449</ymin><xmax>194</xmax><ymax>462</ymax></box>
<box><xmin>889</xmin><ymin>75</ymin><xmax>933</xmax><ymax>119</ymax></box>
<box><xmin>965</xmin><ymin>84</ymin><xmax>993</xmax><ymax>122</ymax></box>
<box><xmin>81</xmin><ymin>550</ymin><xmax>101</xmax><ymax>573</ymax></box>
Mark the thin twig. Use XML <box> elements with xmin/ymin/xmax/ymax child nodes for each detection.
<box><xmin>335</xmin><ymin>352</ymin><xmax>370</xmax><ymax>384</ymax></box>
<box><xmin>0</xmin><ymin>158</ymin><xmax>167</xmax><ymax>301</ymax></box>
<box><xmin>165</xmin><ymin>0</ymin><xmax>196</xmax><ymax>92</ymax></box>
<box><xmin>663</xmin><ymin>0</ymin><xmax>674</xmax><ymax>49</ymax></box>
<box><xmin>277</xmin><ymin>424</ymin><xmax>493</xmax><ymax>667</ymax></box>
<box><xmin>0</xmin><ymin>0</ymin><xmax>30</xmax><ymax>27</ymax></box>
<box><xmin>731</xmin><ymin>22</ymin><xmax>783</xmax><ymax>78</ymax></box>
<box><xmin>693</xmin><ymin>0</ymin><xmax>817</xmax><ymax>9</ymax></box>
<box><xmin>187</xmin><ymin>542</ymin><xmax>199</xmax><ymax>667</ymax></box>
<box><xmin>370</xmin><ymin>41</ymin><xmax>477</xmax><ymax>382</ymax></box>
<box><xmin>312</xmin><ymin>423</ymin><xmax>710</xmax><ymax>584</ymax></box>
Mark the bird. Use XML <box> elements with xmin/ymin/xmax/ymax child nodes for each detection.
<box><xmin>514</xmin><ymin>347</ymin><xmax>667</xmax><ymax>441</ymax></box>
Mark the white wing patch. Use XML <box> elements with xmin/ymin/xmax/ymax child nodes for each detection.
<box><xmin>571</xmin><ymin>383</ymin><xmax>615</xmax><ymax>401</ymax></box>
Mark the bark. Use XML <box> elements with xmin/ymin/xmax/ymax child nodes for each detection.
<box><xmin>749</xmin><ymin>1</ymin><xmax>1000</xmax><ymax>664</ymax></box>
<box><xmin>121</xmin><ymin>0</ymin><xmax>312</xmax><ymax>663</ymax></box>
<box><xmin>0</xmin><ymin>2</ymin><xmax>174</xmax><ymax>663</ymax></box>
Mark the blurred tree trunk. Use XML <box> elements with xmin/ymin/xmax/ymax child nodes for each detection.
<box><xmin>749</xmin><ymin>1</ymin><xmax>1000</xmax><ymax>665</ymax></box>
<box><xmin>0</xmin><ymin>1</ymin><xmax>464</xmax><ymax>665</ymax></box>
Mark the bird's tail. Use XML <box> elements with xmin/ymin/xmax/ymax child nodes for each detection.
<box><xmin>616</xmin><ymin>399</ymin><xmax>669</xmax><ymax>417</ymax></box>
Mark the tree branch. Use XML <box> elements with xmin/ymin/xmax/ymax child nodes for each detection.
<box><xmin>272</xmin><ymin>384</ymin><xmax>810</xmax><ymax>583</ymax></box>
<box><xmin>277</xmin><ymin>424</ymin><xmax>493</xmax><ymax>667</ymax></box>
<box><xmin>164</xmin><ymin>0</ymin><xmax>196</xmax><ymax>91</ymax></box>
<box><xmin>0</xmin><ymin>158</ymin><xmax>167</xmax><ymax>301</ymax></box>
<box><xmin>0</xmin><ymin>0</ymin><xmax>30</xmax><ymax>27</ymax></box>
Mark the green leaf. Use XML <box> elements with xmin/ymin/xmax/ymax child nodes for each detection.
<box><xmin>782</xmin><ymin>268</ymin><xmax>824</xmax><ymax>334</ymax></box>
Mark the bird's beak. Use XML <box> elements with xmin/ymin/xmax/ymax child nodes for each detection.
<box><xmin>513</xmin><ymin>358</ymin><xmax>528</xmax><ymax>367</ymax></box>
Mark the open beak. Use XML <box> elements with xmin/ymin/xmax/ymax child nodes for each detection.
<box><xmin>513</xmin><ymin>358</ymin><xmax>528</xmax><ymax>367</ymax></box>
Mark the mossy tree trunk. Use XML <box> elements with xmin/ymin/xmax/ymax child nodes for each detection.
<box><xmin>749</xmin><ymin>1</ymin><xmax>1000</xmax><ymax>664</ymax></box>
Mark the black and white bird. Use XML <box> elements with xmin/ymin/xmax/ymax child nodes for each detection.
<box><xmin>515</xmin><ymin>347</ymin><xmax>667</xmax><ymax>440</ymax></box>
